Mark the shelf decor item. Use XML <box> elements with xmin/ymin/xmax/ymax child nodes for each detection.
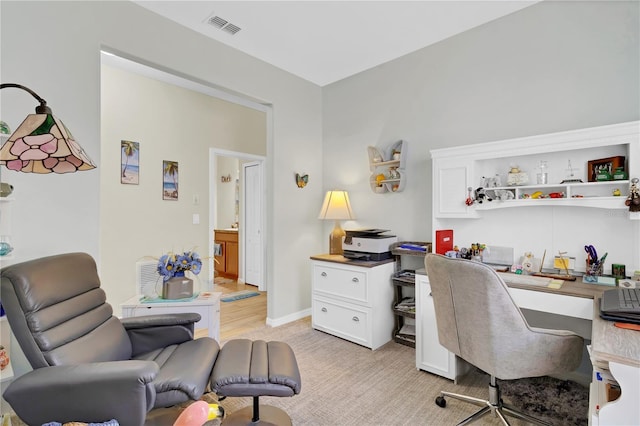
<box><xmin>317</xmin><ymin>190</ymin><xmax>355</xmax><ymax>255</ymax></box>
<box><xmin>0</xmin><ymin>83</ymin><xmax>96</xmax><ymax>173</ymax></box>
<box><xmin>587</xmin><ymin>156</ymin><xmax>625</xmax><ymax>182</ymax></box>
<box><xmin>0</xmin><ymin>235</ymin><xmax>13</xmax><ymax>256</ymax></box>
<box><xmin>626</xmin><ymin>177</ymin><xmax>640</xmax><ymax>212</ymax></box>
<box><xmin>506</xmin><ymin>165</ymin><xmax>528</xmax><ymax>186</ymax></box>
<box><xmin>0</xmin><ymin>120</ymin><xmax>11</xmax><ymax>136</ymax></box>
<box><xmin>0</xmin><ymin>182</ymin><xmax>12</xmax><ymax>197</ymax></box>
<box><xmin>561</xmin><ymin>160</ymin><xmax>583</xmax><ymax>184</ymax></box>
<box><xmin>613</xmin><ymin>167</ymin><xmax>628</xmax><ymax>181</ymax></box>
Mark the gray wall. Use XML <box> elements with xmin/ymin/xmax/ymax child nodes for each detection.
<box><xmin>1</xmin><ymin>1</ymin><xmax>323</xmax><ymax>324</ymax></box>
<box><xmin>322</xmin><ymin>1</ymin><xmax>639</xmax><ymax>242</ymax></box>
<box><xmin>1</xmin><ymin>0</ymin><xmax>638</xmax><ymax>327</ymax></box>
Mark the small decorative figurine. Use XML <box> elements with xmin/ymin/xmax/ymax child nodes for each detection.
<box><xmin>626</xmin><ymin>177</ymin><xmax>640</xmax><ymax>212</ymax></box>
<box><xmin>613</xmin><ymin>167</ymin><xmax>628</xmax><ymax>180</ymax></box>
<box><xmin>465</xmin><ymin>187</ymin><xmax>474</xmax><ymax>206</ymax></box>
<box><xmin>507</xmin><ymin>165</ymin><xmax>529</xmax><ymax>186</ymax></box>
<box><xmin>474</xmin><ymin>187</ymin><xmax>492</xmax><ymax>204</ymax></box>
<box><xmin>520</xmin><ymin>252</ymin><xmax>539</xmax><ymax>274</ymax></box>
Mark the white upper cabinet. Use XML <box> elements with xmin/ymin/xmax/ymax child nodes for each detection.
<box><xmin>431</xmin><ymin>121</ymin><xmax>640</xmax><ymax>220</ymax></box>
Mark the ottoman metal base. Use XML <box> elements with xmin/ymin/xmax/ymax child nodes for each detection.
<box><xmin>222</xmin><ymin>401</ymin><xmax>292</xmax><ymax>426</ymax></box>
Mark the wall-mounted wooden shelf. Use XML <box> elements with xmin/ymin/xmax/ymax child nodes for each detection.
<box><xmin>368</xmin><ymin>140</ymin><xmax>407</xmax><ymax>193</ymax></box>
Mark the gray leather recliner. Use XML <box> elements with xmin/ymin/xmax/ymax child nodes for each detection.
<box><xmin>0</xmin><ymin>252</ymin><xmax>221</xmax><ymax>426</ymax></box>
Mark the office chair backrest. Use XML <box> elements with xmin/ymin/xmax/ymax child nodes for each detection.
<box><xmin>425</xmin><ymin>254</ymin><xmax>541</xmax><ymax>379</ymax></box>
<box><xmin>1</xmin><ymin>252</ymin><xmax>132</xmax><ymax>369</ymax></box>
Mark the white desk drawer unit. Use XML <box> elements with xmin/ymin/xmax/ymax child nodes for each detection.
<box><xmin>311</xmin><ymin>255</ymin><xmax>395</xmax><ymax>350</ymax></box>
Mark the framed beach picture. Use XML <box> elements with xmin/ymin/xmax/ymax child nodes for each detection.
<box><xmin>121</xmin><ymin>140</ymin><xmax>139</xmax><ymax>185</ymax></box>
<box><xmin>163</xmin><ymin>160</ymin><xmax>179</xmax><ymax>200</ymax></box>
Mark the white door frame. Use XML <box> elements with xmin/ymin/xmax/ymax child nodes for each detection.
<box><xmin>209</xmin><ymin>149</ymin><xmax>266</xmax><ymax>290</ymax></box>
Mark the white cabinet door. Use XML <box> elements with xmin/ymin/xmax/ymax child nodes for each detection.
<box><xmin>415</xmin><ymin>274</ymin><xmax>458</xmax><ymax>380</ymax></box>
<box><xmin>433</xmin><ymin>158</ymin><xmax>475</xmax><ymax>218</ymax></box>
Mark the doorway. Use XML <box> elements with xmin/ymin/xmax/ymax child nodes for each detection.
<box><xmin>209</xmin><ymin>150</ymin><xmax>266</xmax><ymax>291</ymax></box>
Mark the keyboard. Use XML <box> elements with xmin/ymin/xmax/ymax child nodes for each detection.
<box><xmin>616</xmin><ymin>288</ymin><xmax>640</xmax><ymax>310</ymax></box>
<box><xmin>497</xmin><ymin>272</ymin><xmax>552</xmax><ymax>287</ymax></box>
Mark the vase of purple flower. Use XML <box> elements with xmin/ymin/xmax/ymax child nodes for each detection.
<box><xmin>157</xmin><ymin>251</ymin><xmax>202</xmax><ymax>299</ymax></box>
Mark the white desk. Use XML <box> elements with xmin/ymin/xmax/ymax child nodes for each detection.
<box><xmin>497</xmin><ymin>278</ymin><xmax>639</xmax><ymax>426</ymax></box>
<box><xmin>121</xmin><ymin>292</ymin><xmax>221</xmax><ymax>341</ymax></box>
<box><xmin>416</xmin><ymin>272</ymin><xmax>639</xmax><ymax>425</ymax></box>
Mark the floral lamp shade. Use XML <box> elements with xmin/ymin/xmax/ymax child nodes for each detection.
<box><xmin>0</xmin><ymin>113</ymin><xmax>95</xmax><ymax>174</ymax></box>
<box><xmin>0</xmin><ymin>82</ymin><xmax>96</xmax><ymax>174</ymax></box>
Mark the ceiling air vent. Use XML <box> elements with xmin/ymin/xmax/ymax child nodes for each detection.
<box><xmin>223</xmin><ymin>23</ymin><xmax>241</xmax><ymax>35</ymax></box>
<box><xmin>206</xmin><ymin>15</ymin><xmax>241</xmax><ymax>35</ymax></box>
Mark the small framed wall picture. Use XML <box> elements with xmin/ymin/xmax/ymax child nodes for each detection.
<box><xmin>587</xmin><ymin>156</ymin><xmax>625</xmax><ymax>182</ymax></box>
<box><xmin>162</xmin><ymin>160</ymin><xmax>179</xmax><ymax>200</ymax></box>
<box><xmin>121</xmin><ymin>140</ymin><xmax>139</xmax><ymax>185</ymax></box>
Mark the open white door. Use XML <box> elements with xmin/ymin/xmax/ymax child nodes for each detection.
<box><xmin>243</xmin><ymin>161</ymin><xmax>265</xmax><ymax>290</ymax></box>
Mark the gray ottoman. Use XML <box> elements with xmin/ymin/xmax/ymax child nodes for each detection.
<box><xmin>211</xmin><ymin>339</ymin><xmax>301</xmax><ymax>425</ymax></box>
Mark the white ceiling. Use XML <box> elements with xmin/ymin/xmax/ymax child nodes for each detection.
<box><xmin>134</xmin><ymin>1</ymin><xmax>539</xmax><ymax>87</ymax></box>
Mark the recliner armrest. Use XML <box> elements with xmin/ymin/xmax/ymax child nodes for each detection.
<box><xmin>122</xmin><ymin>313</ymin><xmax>201</xmax><ymax>356</ymax></box>
<box><xmin>121</xmin><ymin>312</ymin><xmax>201</xmax><ymax>329</ymax></box>
<box><xmin>3</xmin><ymin>360</ymin><xmax>158</xmax><ymax>426</ymax></box>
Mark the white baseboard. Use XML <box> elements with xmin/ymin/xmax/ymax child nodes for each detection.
<box><xmin>266</xmin><ymin>308</ymin><xmax>311</xmax><ymax>327</ymax></box>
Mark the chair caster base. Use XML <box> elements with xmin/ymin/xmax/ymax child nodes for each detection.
<box><xmin>435</xmin><ymin>396</ymin><xmax>447</xmax><ymax>408</ymax></box>
<box><xmin>222</xmin><ymin>405</ymin><xmax>292</xmax><ymax>426</ymax></box>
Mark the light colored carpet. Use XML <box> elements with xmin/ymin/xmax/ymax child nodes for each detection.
<box><xmin>207</xmin><ymin>318</ymin><xmax>585</xmax><ymax>426</ymax></box>
<box><xmin>10</xmin><ymin>317</ymin><xmax>587</xmax><ymax>425</ymax></box>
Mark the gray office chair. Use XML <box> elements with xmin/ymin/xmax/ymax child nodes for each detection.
<box><xmin>0</xmin><ymin>252</ymin><xmax>220</xmax><ymax>426</ymax></box>
<box><xmin>425</xmin><ymin>254</ymin><xmax>584</xmax><ymax>426</ymax></box>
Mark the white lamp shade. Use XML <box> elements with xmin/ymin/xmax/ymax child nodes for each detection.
<box><xmin>318</xmin><ymin>190</ymin><xmax>355</xmax><ymax>220</ymax></box>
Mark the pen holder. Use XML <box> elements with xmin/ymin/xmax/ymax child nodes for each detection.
<box><xmin>586</xmin><ymin>260</ymin><xmax>603</xmax><ymax>276</ymax></box>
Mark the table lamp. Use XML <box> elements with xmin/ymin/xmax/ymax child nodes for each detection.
<box><xmin>318</xmin><ymin>190</ymin><xmax>354</xmax><ymax>255</ymax></box>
